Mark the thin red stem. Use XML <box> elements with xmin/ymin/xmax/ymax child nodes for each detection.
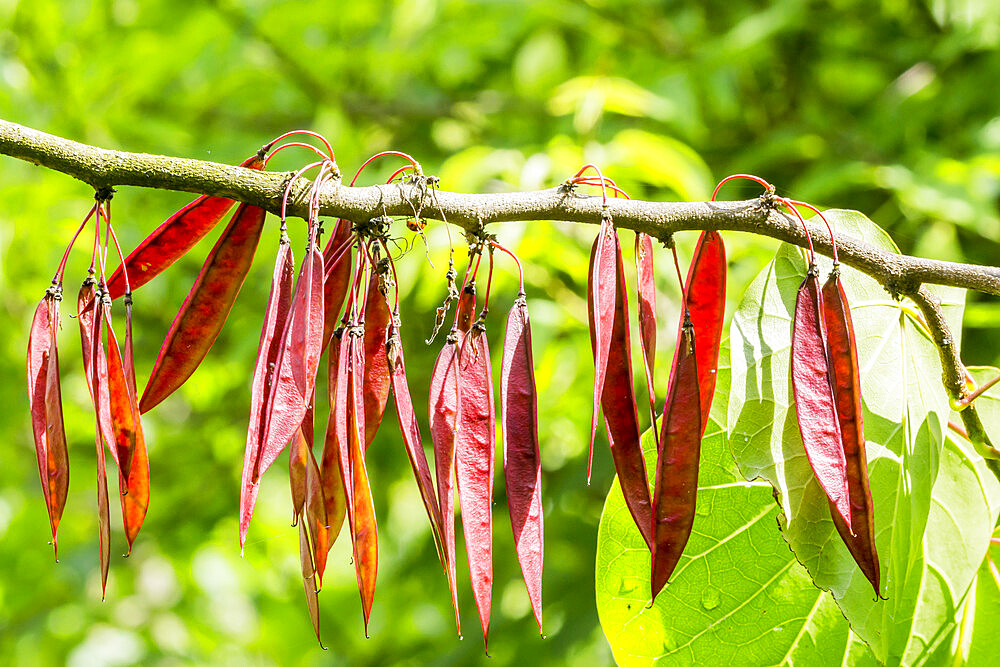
<box><xmin>776</xmin><ymin>197</ymin><xmax>815</xmax><ymax>264</ymax></box>
<box><xmin>711</xmin><ymin>173</ymin><xmax>775</xmax><ymax>201</ymax></box>
<box><xmin>481</xmin><ymin>247</ymin><xmax>495</xmax><ymax>315</ymax></box>
<box><xmin>947</xmin><ymin>420</ymin><xmax>970</xmax><ymax>440</ymax></box>
<box><xmin>350</xmin><ymin>151</ymin><xmax>421</xmax><ymax>187</ymax></box>
<box><xmin>89</xmin><ymin>210</ymin><xmax>100</xmax><ymax>274</ymax></box>
<box><xmin>281</xmin><ymin>159</ymin><xmax>326</xmax><ymax>229</ymax></box>
<box><xmin>262</xmin><ymin>130</ymin><xmax>334</xmax><ymax>161</ymax></box>
<box><xmin>570</xmin><ymin>164</ymin><xmax>608</xmax><ymax>207</ymax></box>
<box><xmin>961</xmin><ymin>373</ymin><xmax>1000</xmax><ymax>407</ymax></box>
<box><xmin>55</xmin><ymin>203</ymin><xmax>97</xmax><ymax>285</ymax></box>
<box><xmin>788</xmin><ymin>200</ymin><xmax>838</xmax><ymax>264</ymax></box>
<box><xmin>386</xmin><ymin>165</ymin><xmax>415</xmax><ymax>184</ymax></box>
<box><xmin>263</xmin><ymin>141</ymin><xmax>332</xmax><ymax>167</ymax></box>
<box><xmin>670</xmin><ymin>244</ymin><xmax>685</xmax><ymax>296</ymax></box>
<box><xmin>106</xmin><ymin>223</ymin><xmax>131</xmax><ymax>296</ymax></box>
<box><xmin>573</xmin><ymin>177</ymin><xmax>630</xmax><ymax>200</ymax></box>
<box><xmin>490</xmin><ymin>241</ymin><xmax>524</xmax><ymax>293</ymax></box>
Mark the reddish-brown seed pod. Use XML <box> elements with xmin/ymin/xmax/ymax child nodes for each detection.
<box><xmin>319</xmin><ymin>330</ymin><xmax>349</xmax><ymax>556</ymax></box>
<box><xmin>791</xmin><ymin>267</ymin><xmax>852</xmax><ymax>532</ymax></box>
<box><xmin>298</xmin><ymin>520</ymin><xmax>324</xmax><ymax>648</ymax></box>
<box><xmin>106</xmin><ymin>154</ymin><xmax>265</xmax><ymax>300</ymax></box>
<box><xmin>304</xmin><ymin>432</ymin><xmax>329</xmax><ymax>586</ymax></box>
<box><xmin>500</xmin><ymin>292</ymin><xmax>544</xmax><ymax>633</ymax></box>
<box><xmin>683</xmin><ymin>231</ymin><xmax>726</xmax><ymax>436</ymax></box>
<box><xmin>361</xmin><ymin>263</ymin><xmax>392</xmax><ymax>450</ymax></box>
<box><xmin>322</xmin><ymin>219</ymin><xmax>353</xmax><ymax>350</ymax></box>
<box><xmin>78</xmin><ymin>280</ymin><xmax>112</xmax><ymax>597</ymax></box>
<box><xmin>347</xmin><ymin>332</ymin><xmax>378</xmax><ymax>635</ymax></box>
<box><xmin>598</xmin><ymin>231</ymin><xmax>654</xmax><ymax>549</ymax></box>
<box><xmin>78</xmin><ymin>282</ymin><xmax>117</xmax><ymax>462</ymax></box>
<box><xmin>140</xmin><ymin>202</ymin><xmax>267</xmax><ymax>413</ymax></box>
<box><xmin>334</xmin><ymin>328</ymin><xmax>355</xmax><ymax>523</ymax></box>
<box><xmin>823</xmin><ymin>271</ymin><xmax>880</xmax><ymax>595</ymax></box>
<box><xmin>119</xmin><ymin>423</ymin><xmax>149</xmax><ymax>554</ymax></box>
<box><xmin>240</xmin><ymin>237</ymin><xmax>295</xmax><ymax>550</ymax></box>
<box><xmin>290</xmin><ymin>427</ymin><xmax>309</xmax><ymax>524</ymax></box>
<box><xmin>587</xmin><ymin>223</ymin><xmax>617</xmax><ymax>481</ymax></box>
<box><xmin>650</xmin><ymin>318</ymin><xmax>702</xmax><ymax>600</ymax></box>
<box><xmin>456</xmin><ymin>282</ymin><xmax>476</xmax><ymax>334</ymax></box>
<box><xmin>429</xmin><ymin>332</ymin><xmax>462</xmax><ymax>634</ymax></box>
<box><xmin>387</xmin><ymin>316</ymin><xmax>444</xmax><ymax>566</ymax></box>
<box><xmin>635</xmin><ymin>233</ymin><xmax>658</xmax><ymax>434</ymax></box>
<box><xmin>120</xmin><ymin>294</ymin><xmax>150</xmax><ymax>553</ymax></box>
<box><xmin>253</xmin><ymin>242</ymin><xmax>325</xmax><ymax>497</ymax></box>
<box><xmin>104</xmin><ymin>315</ymin><xmax>139</xmax><ymax>483</ymax></box>
<box><xmin>26</xmin><ymin>290</ymin><xmax>69</xmax><ymax>559</ymax></box>
<box><xmin>455</xmin><ymin>324</ymin><xmax>495</xmax><ymax>648</ymax></box>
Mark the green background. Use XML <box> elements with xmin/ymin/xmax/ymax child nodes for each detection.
<box><xmin>2</xmin><ymin>0</ymin><xmax>999</xmax><ymax>664</ymax></box>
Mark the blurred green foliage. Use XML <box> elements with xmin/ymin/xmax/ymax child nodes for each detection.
<box><xmin>1</xmin><ymin>0</ymin><xmax>999</xmax><ymax>664</ymax></box>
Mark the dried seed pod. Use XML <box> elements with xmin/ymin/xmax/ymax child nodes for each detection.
<box><xmin>240</xmin><ymin>237</ymin><xmax>295</xmax><ymax>550</ymax></box>
<box><xmin>501</xmin><ymin>291</ymin><xmax>543</xmax><ymax>633</ymax></box>
<box><xmin>26</xmin><ymin>287</ymin><xmax>69</xmax><ymax>559</ymax></box>
<box><xmin>106</xmin><ymin>154</ymin><xmax>265</xmax><ymax>299</ymax></box>
<box><xmin>651</xmin><ymin>315</ymin><xmax>702</xmax><ymax>600</ymax></box>
<box><xmin>140</xmin><ymin>201</ymin><xmax>267</xmax><ymax>413</ymax></box>
<box><xmin>429</xmin><ymin>332</ymin><xmax>462</xmax><ymax>634</ymax></box>
<box><xmin>792</xmin><ymin>266</ymin><xmax>852</xmax><ymax>533</ymax></box>
<box><xmin>455</xmin><ymin>323</ymin><xmax>495</xmax><ymax>648</ymax></box>
<box><xmin>824</xmin><ymin>269</ymin><xmax>880</xmax><ymax>595</ymax></box>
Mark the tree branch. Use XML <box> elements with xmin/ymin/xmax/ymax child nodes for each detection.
<box><xmin>3</xmin><ymin>119</ymin><xmax>998</xmax><ymax>297</ymax></box>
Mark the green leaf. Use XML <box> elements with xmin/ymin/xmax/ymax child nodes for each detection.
<box><xmin>960</xmin><ymin>530</ymin><xmax>1000</xmax><ymax>666</ymax></box>
<box><xmin>728</xmin><ymin>209</ymin><xmax>981</xmax><ymax>663</ymax></box>
<box><xmin>596</xmin><ymin>341</ymin><xmax>875</xmax><ymax>665</ymax></box>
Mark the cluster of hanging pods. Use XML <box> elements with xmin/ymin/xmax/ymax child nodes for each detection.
<box><xmin>587</xmin><ymin>171</ymin><xmax>879</xmax><ymax>601</ymax></box>
<box><xmin>25</xmin><ymin>131</ymin><xmax>881</xmax><ymax>651</ymax></box>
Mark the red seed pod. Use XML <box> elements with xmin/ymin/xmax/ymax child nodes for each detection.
<box><xmin>78</xmin><ymin>280</ymin><xmax>112</xmax><ymax>598</ymax></box>
<box><xmin>635</xmin><ymin>233</ymin><xmax>658</xmax><ymax>435</ymax></box>
<box><xmin>683</xmin><ymin>231</ymin><xmax>726</xmax><ymax>436</ymax></box>
<box><xmin>594</xmin><ymin>230</ymin><xmax>654</xmax><ymax>549</ymax></box>
<box><xmin>347</xmin><ymin>329</ymin><xmax>378</xmax><ymax>635</ymax></box>
<box><xmin>455</xmin><ymin>323</ymin><xmax>495</xmax><ymax>648</ymax></box>
<box><xmin>104</xmin><ymin>314</ymin><xmax>139</xmax><ymax>483</ymax></box>
<box><xmin>500</xmin><ymin>291</ymin><xmax>544</xmax><ymax>633</ymax></box>
<box><xmin>791</xmin><ymin>267</ymin><xmax>852</xmax><ymax>533</ymax></box>
<box><xmin>298</xmin><ymin>520</ymin><xmax>324</xmax><ymax>648</ymax></box>
<box><xmin>26</xmin><ymin>288</ymin><xmax>69</xmax><ymax>559</ymax></box>
<box><xmin>429</xmin><ymin>332</ymin><xmax>462</xmax><ymax>634</ymax></box>
<box><xmin>106</xmin><ymin>154</ymin><xmax>265</xmax><ymax>300</ymax></box>
<box><xmin>823</xmin><ymin>271</ymin><xmax>880</xmax><ymax>595</ymax></box>
<box><xmin>387</xmin><ymin>315</ymin><xmax>445</xmax><ymax>566</ymax></box>
<box><xmin>78</xmin><ymin>281</ymin><xmax>116</xmax><ymax>459</ymax></box>
<box><xmin>334</xmin><ymin>328</ymin><xmax>355</xmax><ymax>523</ymax></box>
<box><xmin>290</xmin><ymin>426</ymin><xmax>309</xmax><ymax>525</ymax></box>
<box><xmin>119</xmin><ymin>295</ymin><xmax>150</xmax><ymax>553</ymax></box>
<box><xmin>140</xmin><ymin>202</ymin><xmax>267</xmax><ymax>413</ymax></box>
<box><xmin>587</xmin><ymin>223</ymin><xmax>616</xmax><ymax>481</ymax></box>
<box><xmin>650</xmin><ymin>317</ymin><xmax>702</xmax><ymax>600</ymax></box>
<box><xmin>239</xmin><ymin>237</ymin><xmax>294</xmax><ymax>550</ymax></box>
<box><xmin>253</xmin><ymin>242</ymin><xmax>325</xmax><ymax>500</ymax></box>
<box><xmin>361</xmin><ymin>261</ymin><xmax>392</xmax><ymax>450</ymax></box>
<box><xmin>103</xmin><ymin>309</ymin><xmax>149</xmax><ymax>552</ymax></box>
<box><xmin>319</xmin><ymin>329</ymin><xmax>349</xmax><ymax>556</ymax></box>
